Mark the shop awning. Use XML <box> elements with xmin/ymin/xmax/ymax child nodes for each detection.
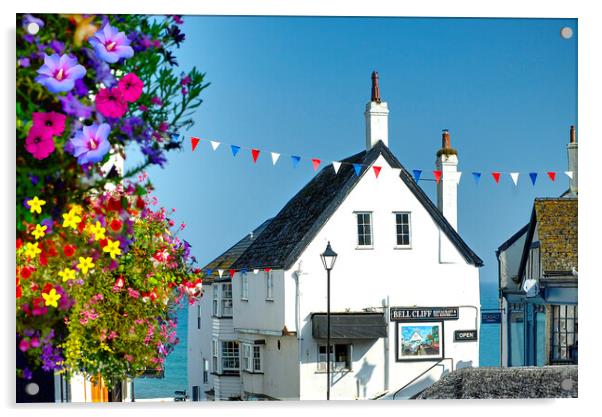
<box><xmin>311</xmin><ymin>312</ymin><xmax>387</xmax><ymax>339</ymax></box>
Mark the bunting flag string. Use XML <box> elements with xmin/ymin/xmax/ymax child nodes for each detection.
<box><xmin>312</xmin><ymin>158</ymin><xmax>321</xmax><ymax>171</ymax></box>
<box><xmin>190</xmin><ymin>136</ymin><xmax>200</xmax><ymax>152</ymax></box>
<box><xmin>271</xmin><ymin>152</ymin><xmax>280</xmax><ymax>166</ymax></box>
<box><xmin>183</xmin><ymin>133</ymin><xmax>571</xmax><ymax>188</ymax></box>
<box><xmin>251</xmin><ymin>149</ymin><xmax>260</xmax><ymax>163</ymax></box>
<box><xmin>332</xmin><ymin>161</ymin><xmax>341</xmax><ymax>174</ymax></box>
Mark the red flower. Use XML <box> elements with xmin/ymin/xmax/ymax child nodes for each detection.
<box><xmin>17</xmin><ymin>239</ymin><xmax>23</xmax><ymax>250</ymax></box>
<box><xmin>99</xmin><ymin>238</ymin><xmax>108</xmax><ymax>248</ymax></box>
<box><xmin>42</xmin><ymin>283</ymin><xmax>53</xmax><ymax>294</ymax></box>
<box><xmin>118</xmin><ymin>73</ymin><xmax>144</xmax><ymax>103</ymax></box>
<box><xmin>135</xmin><ymin>197</ymin><xmax>145</xmax><ymax>210</ymax></box>
<box><xmin>17</xmin><ymin>285</ymin><xmax>22</xmax><ymax>299</ymax></box>
<box><xmin>39</xmin><ymin>254</ymin><xmax>48</xmax><ymax>266</ymax></box>
<box><xmin>107</xmin><ymin>197</ymin><xmax>122</xmax><ymax>212</ymax></box>
<box><xmin>32</xmin><ymin>112</ymin><xmax>66</xmax><ymax>137</ymax></box>
<box><xmin>95</xmin><ymin>87</ymin><xmax>128</xmax><ymax>118</ymax></box>
<box><xmin>109</xmin><ymin>218</ymin><xmax>122</xmax><ymax>232</ymax></box>
<box><xmin>63</xmin><ymin>244</ymin><xmax>76</xmax><ymax>257</ymax></box>
<box><xmin>25</xmin><ymin>125</ymin><xmax>55</xmax><ymax>160</ymax></box>
<box><xmin>20</xmin><ymin>266</ymin><xmax>33</xmax><ymax>280</ymax></box>
<box><xmin>115</xmin><ymin>276</ymin><xmax>125</xmax><ymax>288</ymax></box>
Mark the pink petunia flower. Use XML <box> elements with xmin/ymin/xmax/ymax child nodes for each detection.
<box><xmin>25</xmin><ymin>125</ymin><xmax>55</xmax><ymax>160</ymax></box>
<box><xmin>150</xmin><ymin>96</ymin><xmax>162</xmax><ymax>106</ymax></box>
<box><xmin>95</xmin><ymin>87</ymin><xmax>128</xmax><ymax>118</ymax></box>
<box><xmin>32</xmin><ymin>112</ymin><xmax>66</xmax><ymax>137</ymax></box>
<box><xmin>118</xmin><ymin>73</ymin><xmax>144</xmax><ymax>103</ymax></box>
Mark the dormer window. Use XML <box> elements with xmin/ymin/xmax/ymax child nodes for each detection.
<box><xmin>356</xmin><ymin>212</ymin><xmax>373</xmax><ymax>248</ymax></box>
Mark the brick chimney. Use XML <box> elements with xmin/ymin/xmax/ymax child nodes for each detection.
<box><xmin>436</xmin><ymin>129</ymin><xmax>459</xmax><ymax>230</ymax></box>
<box><xmin>364</xmin><ymin>71</ymin><xmax>389</xmax><ymax>150</ymax></box>
<box><xmin>567</xmin><ymin>125</ymin><xmax>578</xmax><ymax>195</ymax></box>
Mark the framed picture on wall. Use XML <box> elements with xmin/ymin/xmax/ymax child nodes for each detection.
<box><xmin>396</xmin><ymin>322</ymin><xmax>444</xmax><ymax>361</ymax></box>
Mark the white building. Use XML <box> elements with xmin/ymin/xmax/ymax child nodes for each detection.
<box><xmin>188</xmin><ymin>72</ymin><xmax>483</xmax><ymax>400</ymax></box>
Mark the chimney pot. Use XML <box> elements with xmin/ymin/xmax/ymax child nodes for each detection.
<box><xmin>570</xmin><ymin>125</ymin><xmax>576</xmax><ymax>143</ymax></box>
<box><xmin>442</xmin><ymin>129</ymin><xmax>451</xmax><ymax>149</ymax></box>
<box><xmin>371</xmin><ymin>71</ymin><xmax>381</xmax><ymax>103</ymax></box>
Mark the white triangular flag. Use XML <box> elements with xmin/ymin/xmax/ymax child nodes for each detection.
<box><xmin>332</xmin><ymin>161</ymin><xmax>341</xmax><ymax>174</ymax></box>
<box><xmin>210</xmin><ymin>141</ymin><xmax>221</xmax><ymax>151</ymax></box>
<box><xmin>271</xmin><ymin>152</ymin><xmax>280</xmax><ymax>165</ymax></box>
<box><xmin>455</xmin><ymin>171</ymin><xmax>463</xmax><ymax>185</ymax></box>
<box><xmin>217</xmin><ymin>269</ymin><xmax>224</xmax><ymax>278</ymax></box>
<box><xmin>253</xmin><ymin>269</ymin><xmax>259</xmax><ymax>274</ymax></box>
<box><xmin>510</xmin><ymin>172</ymin><xmax>519</xmax><ymax>186</ymax></box>
<box><xmin>564</xmin><ymin>171</ymin><xmax>574</xmax><ymax>179</ymax></box>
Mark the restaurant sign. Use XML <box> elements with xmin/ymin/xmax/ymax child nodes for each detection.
<box><xmin>454</xmin><ymin>330</ymin><xmax>478</xmax><ymax>341</ymax></box>
<box><xmin>390</xmin><ymin>307</ymin><xmax>459</xmax><ymax>322</ymax></box>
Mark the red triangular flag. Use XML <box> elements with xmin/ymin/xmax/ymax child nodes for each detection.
<box><xmin>251</xmin><ymin>149</ymin><xmax>260</xmax><ymax>163</ymax></box>
<box><xmin>229</xmin><ymin>269</ymin><xmax>235</xmax><ymax>278</ymax></box>
<box><xmin>264</xmin><ymin>268</ymin><xmax>272</xmax><ymax>273</ymax></box>
<box><xmin>433</xmin><ymin>170</ymin><xmax>442</xmax><ymax>184</ymax></box>
<box><xmin>191</xmin><ymin>137</ymin><xmax>200</xmax><ymax>152</ymax></box>
<box><xmin>373</xmin><ymin>166</ymin><xmax>382</xmax><ymax>178</ymax></box>
<box><xmin>547</xmin><ymin>171</ymin><xmax>556</xmax><ymax>182</ymax></box>
<box><xmin>311</xmin><ymin>158</ymin><xmax>321</xmax><ymax>171</ymax></box>
<box><xmin>492</xmin><ymin>172</ymin><xmax>501</xmax><ymax>184</ymax></box>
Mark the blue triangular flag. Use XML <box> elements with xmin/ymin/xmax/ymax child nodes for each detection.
<box><xmin>230</xmin><ymin>145</ymin><xmax>241</xmax><ymax>157</ymax></box>
<box><xmin>412</xmin><ymin>169</ymin><xmax>422</xmax><ymax>182</ymax></box>
<box><xmin>241</xmin><ymin>268</ymin><xmax>248</xmax><ymax>275</ymax></box>
<box><xmin>205</xmin><ymin>269</ymin><xmax>213</xmax><ymax>276</ymax></box>
<box><xmin>353</xmin><ymin>164</ymin><xmax>362</xmax><ymax>176</ymax></box>
<box><xmin>472</xmin><ymin>172</ymin><xmax>482</xmax><ymax>184</ymax></box>
<box><xmin>291</xmin><ymin>155</ymin><xmax>301</xmax><ymax>168</ymax></box>
<box><xmin>529</xmin><ymin>172</ymin><xmax>538</xmax><ymax>185</ymax></box>
<box><xmin>170</xmin><ymin>133</ymin><xmax>180</xmax><ymax>143</ymax></box>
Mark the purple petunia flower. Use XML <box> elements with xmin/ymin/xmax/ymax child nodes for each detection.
<box><xmin>49</xmin><ymin>40</ymin><xmax>65</xmax><ymax>55</ymax></box>
<box><xmin>67</xmin><ymin>123</ymin><xmax>111</xmax><ymax>165</ymax></box>
<box><xmin>141</xmin><ymin>144</ymin><xmax>167</xmax><ymax>167</ymax></box>
<box><xmin>89</xmin><ymin>23</ymin><xmax>134</xmax><ymax>64</ymax></box>
<box><xmin>22</xmin><ymin>368</ymin><xmax>33</xmax><ymax>380</ymax></box>
<box><xmin>35</xmin><ymin>54</ymin><xmax>86</xmax><ymax>94</ymax></box>
<box><xmin>74</xmin><ymin>79</ymin><xmax>89</xmax><ymax>97</ymax></box>
<box><xmin>41</xmin><ymin>218</ymin><xmax>53</xmax><ymax>234</ymax></box>
<box><xmin>58</xmin><ymin>93</ymin><xmax>93</xmax><ymax>119</ymax></box>
<box><xmin>18</xmin><ymin>57</ymin><xmax>31</xmax><ymax>67</ymax></box>
<box><xmin>22</xmin><ymin>14</ymin><xmax>44</xmax><ymax>30</ymax></box>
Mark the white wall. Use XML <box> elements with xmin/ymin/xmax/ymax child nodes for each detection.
<box><xmin>187</xmin><ymin>289</ymin><xmax>214</xmax><ymax>400</ymax></box>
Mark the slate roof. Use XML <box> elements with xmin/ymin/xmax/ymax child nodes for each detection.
<box><xmin>201</xmin><ymin>218</ymin><xmax>272</xmax><ymax>283</ymax></box>
<box><xmin>496</xmin><ymin>223</ymin><xmax>529</xmax><ymax>258</ymax></box>
<box><xmin>229</xmin><ymin>140</ymin><xmax>483</xmax><ymax>270</ymax></box>
<box><xmin>518</xmin><ymin>198</ymin><xmax>578</xmax><ymax>279</ymax></box>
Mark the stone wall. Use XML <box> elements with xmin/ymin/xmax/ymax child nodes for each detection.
<box><xmin>418</xmin><ymin>366</ymin><xmax>577</xmax><ymax>399</ymax></box>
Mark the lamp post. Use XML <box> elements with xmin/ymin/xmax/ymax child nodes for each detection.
<box><xmin>320</xmin><ymin>241</ymin><xmax>338</xmax><ymax>401</ymax></box>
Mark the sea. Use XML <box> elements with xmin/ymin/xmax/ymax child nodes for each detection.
<box><xmin>133</xmin><ymin>280</ymin><xmax>501</xmax><ymax>399</ymax></box>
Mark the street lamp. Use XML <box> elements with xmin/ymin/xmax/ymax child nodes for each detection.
<box><xmin>320</xmin><ymin>241</ymin><xmax>338</xmax><ymax>400</ymax></box>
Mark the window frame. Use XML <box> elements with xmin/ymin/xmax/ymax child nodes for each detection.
<box><xmin>221</xmin><ymin>283</ymin><xmax>233</xmax><ymax>317</ymax></box>
<box><xmin>212</xmin><ymin>284</ymin><xmax>219</xmax><ymax>316</ymax></box>
<box><xmin>252</xmin><ymin>345</ymin><xmax>262</xmax><ymax>372</ymax></box>
<box><xmin>265</xmin><ymin>271</ymin><xmax>274</xmax><ymax>301</ymax></box>
<box><xmin>393</xmin><ymin>211</ymin><xmax>412</xmax><ymax>248</ymax></box>
<box><xmin>221</xmin><ymin>340</ymin><xmax>240</xmax><ymax>372</ymax></box>
<box><xmin>241</xmin><ymin>272</ymin><xmax>249</xmax><ymax>301</ymax></box>
<box><xmin>203</xmin><ymin>358</ymin><xmax>209</xmax><ymax>384</ymax></box>
<box><xmin>317</xmin><ymin>343</ymin><xmax>352</xmax><ymax>372</ymax></box>
<box><xmin>242</xmin><ymin>343</ymin><xmax>252</xmax><ymax>371</ymax></box>
<box><xmin>197</xmin><ymin>303</ymin><xmax>202</xmax><ymax>329</ymax></box>
<box><xmin>212</xmin><ymin>340</ymin><xmax>219</xmax><ymax>372</ymax></box>
<box><xmin>550</xmin><ymin>304</ymin><xmax>578</xmax><ymax>364</ymax></box>
<box><xmin>355</xmin><ymin>211</ymin><xmax>374</xmax><ymax>249</ymax></box>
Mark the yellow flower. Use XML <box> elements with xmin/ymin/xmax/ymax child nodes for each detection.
<box><xmin>31</xmin><ymin>224</ymin><xmax>47</xmax><ymax>240</ymax></box>
<box><xmin>24</xmin><ymin>242</ymin><xmax>41</xmax><ymax>258</ymax></box>
<box><xmin>103</xmin><ymin>239</ymin><xmax>121</xmax><ymax>260</ymax></box>
<box><xmin>42</xmin><ymin>289</ymin><xmax>61</xmax><ymax>308</ymax></box>
<box><xmin>77</xmin><ymin>257</ymin><xmax>95</xmax><ymax>275</ymax></box>
<box><xmin>27</xmin><ymin>197</ymin><xmax>46</xmax><ymax>214</ymax></box>
<box><xmin>62</xmin><ymin>210</ymin><xmax>82</xmax><ymax>229</ymax></box>
<box><xmin>67</xmin><ymin>15</ymin><xmax>98</xmax><ymax>47</ymax></box>
<box><xmin>88</xmin><ymin>221</ymin><xmax>106</xmax><ymax>241</ymax></box>
<box><xmin>58</xmin><ymin>268</ymin><xmax>76</xmax><ymax>282</ymax></box>
<box><xmin>69</xmin><ymin>205</ymin><xmax>83</xmax><ymax>215</ymax></box>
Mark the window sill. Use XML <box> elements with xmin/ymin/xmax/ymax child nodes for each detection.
<box><xmin>211</xmin><ymin>371</ymin><xmax>240</xmax><ymax>377</ymax></box>
<box><xmin>265</xmin><ymin>298</ymin><xmax>274</xmax><ymax>302</ymax></box>
<box><xmin>242</xmin><ymin>370</ymin><xmax>264</xmax><ymax>375</ymax></box>
<box><xmin>394</xmin><ymin>246</ymin><xmax>412</xmax><ymax>250</ymax></box>
<box><xmin>355</xmin><ymin>246</ymin><xmax>374</xmax><ymax>250</ymax></box>
<box><xmin>315</xmin><ymin>369</ymin><xmax>352</xmax><ymax>374</ymax></box>
<box><xmin>241</xmin><ymin>298</ymin><xmax>248</xmax><ymax>302</ymax></box>
<box><xmin>212</xmin><ymin>315</ymin><xmax>233</xmax><ymax>319</ymax></box>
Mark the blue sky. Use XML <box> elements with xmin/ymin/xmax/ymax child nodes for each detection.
<box><xmin>130</xmin><ymin>16</ymin><xmax>577</xmax><ymax>285</ymax></box>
